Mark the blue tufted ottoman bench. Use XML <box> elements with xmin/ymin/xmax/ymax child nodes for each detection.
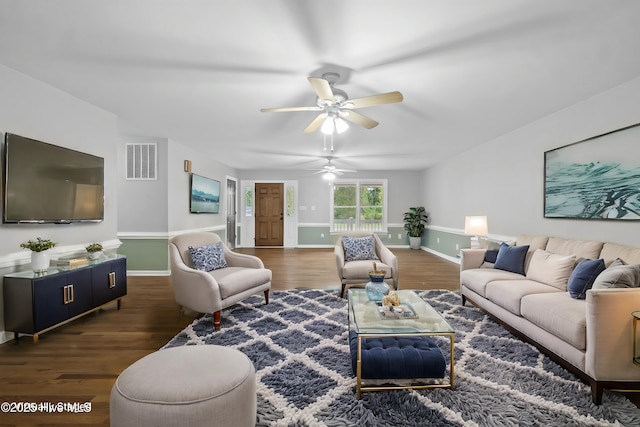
<box><xmin>349</xmin><ymin>331</ymin><xmax>446</xmax><ymax>397</ymax></box>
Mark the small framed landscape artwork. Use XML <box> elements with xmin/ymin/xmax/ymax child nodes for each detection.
<box><xmin>544</xmin><ymin>122</ymin><xmax>640</xmax><ymax>220</ymax></box>
<box><xmin>189</xmin><ymin>173</ymin><xmax>220</xmax><ymax>214</ymax></box>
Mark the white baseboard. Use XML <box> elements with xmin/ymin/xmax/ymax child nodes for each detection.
<box><xmin>422</xmin><ymin>246</ymin><xmax>461</xmax><ymax>264</ymax></box>
<box><xmin>0</xmin><ymin>330</ymin><xmax>15</xmax><ymax>344</ymax></box>
<box><xmin>126</xmin><ymin>270</ymin><xmax>171</xmax><ymax>277</ymax></box>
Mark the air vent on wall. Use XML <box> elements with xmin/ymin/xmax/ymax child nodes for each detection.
<box><xmin>126</xmin><ymin>143</ymin><xmax>157</xmax><ymax>180</ymax></box>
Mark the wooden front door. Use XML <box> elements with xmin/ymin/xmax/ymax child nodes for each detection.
<box><xmin>255</xmin><ymin>183</ymin><xmax>284</xmax><ymax>246</ymax></box>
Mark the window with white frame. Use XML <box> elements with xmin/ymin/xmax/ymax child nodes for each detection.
<box><xmin>330</xmin><ymin>179</ymin><xmax>387</xmax><ymax>233</ymax></box>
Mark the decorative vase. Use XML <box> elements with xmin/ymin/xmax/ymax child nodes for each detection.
<box><xmin>88</xmin><ymin>251</ymin><xmax>103</xmax><ymax>260</ymax></box>
<box><xmin>31</xmin><ymin>250</ymin><xmax>50</xmax><ymax>274</ymax></box>
<box><xmin>365</xmin><ymin>273</ymin><xmax>390</xmax><ymax>302</ymax></box>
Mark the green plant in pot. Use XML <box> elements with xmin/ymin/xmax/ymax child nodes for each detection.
<box><xmin>403</xmin><ymin>206</ymin><xmax>429</xmax><ymax>249</ymax></box>
<box><xmin>86</xmin><ymin>242</ymin><xmax>104</xmax><ymax>260</ymax></box>
<box><xmin>20</xmin><ymin>237</ymin><xmax>57</xmax><ymax>273</ymax></box>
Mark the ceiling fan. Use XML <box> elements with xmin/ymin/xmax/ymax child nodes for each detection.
<box><xmin>309</xmin><ymin>156</ymin><xmax>357</xmax><ymax>181</ymax></box>
<box><xmin>260</xmin><ymin>72</ymin><xmax>403</xmax><ymax>134</ymax></box>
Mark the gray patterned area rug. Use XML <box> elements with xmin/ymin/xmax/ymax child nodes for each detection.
<box><xmin>163</xmin><ymin>289</ymin><xmax>639</xmax><ymax>427</ymax></box>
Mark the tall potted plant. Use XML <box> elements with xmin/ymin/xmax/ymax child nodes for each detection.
<box><xmin>403</xmin><ymin>206</ymin><xmax>429</xmax><ymax>249</ymax></box>
<box><xmin>21</xmin><ymin>237</ymin><xmax>57</xmax><ymax>273</ymax></box>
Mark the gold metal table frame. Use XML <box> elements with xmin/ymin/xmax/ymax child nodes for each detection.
<box><xmin>348</xmin><ymin>289</ymin><xmax>455</xmax><ymax>399</ymax></box>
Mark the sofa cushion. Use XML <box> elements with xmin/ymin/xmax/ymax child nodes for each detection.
<box><xmin>460</xmin><ymin>268</ymin><xmax>525</xmax><ymax>297</ymax></box>
<box><xmin>485</xmin><ymin>280</ymin><xmax>561</xmax><ymax>316</ymax></box>
<box><xmin>520</xmin><ymin>292</ymin><xmax>587</xmax><ymax>350</ymax></box>
<box><xmin>210</xmin><ymin>267</ymin><xmax>272</xmax><ymax>299</ymax></box>
<box><xmin>591</xmin><ymin>264</ymin><xmax>640</xmax><ymax>289</ymax></box>
<box><xmin>343</xmin><ymin>260</ymin><xmax>391</xmax><ymax>281</ymax></box>
<box><xmin>600</xmin><ymin>243</ymin><xmax>640</xmax><ymax>266</ymax></box>
<box><xmin>525</xmin><ymin>249</ymin><xmax>576</xmax><ymax>291</ymax></box>
<box><xmin>494</xmin><ymin>243</ymin><xmax>530</xmax><ymax>275</ymax></box>
<box><xmin>188</xmin><ymin>242</ymin><xmax>227</xmax><ymax>272</ymax></box>
<box><xmin>567</xmin><ymin>259</ymin><xmax>606</xmax><ymax>299</ymax></box>
<box><xmin>484</xmin><ymin>249</ymin><xmax>499</xmax><ymax>263</ymax></box>
<box><xmin>545</xmin><ymin>237</ymin><xmax>603</xmax><ymax>261</ymax></box>
<box><xmin>342</xmin><ymin>236</ymin><xmax>378</xmax><ymax>261</ymax></box>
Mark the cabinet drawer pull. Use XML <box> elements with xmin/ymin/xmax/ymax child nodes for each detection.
<box><xmin>63</xmin><ymin>285</ymin><xmax>68</xmax><ymax>304</ymax></box>
<box><xmin>108</xmin><ymin>272</ymin><xmax>116</xmax><ymax>289</ymax></box>
<box><xmin>68</xmin><ymin>284</ymin><xmax>74</xmax><ymax>303</ymax></box>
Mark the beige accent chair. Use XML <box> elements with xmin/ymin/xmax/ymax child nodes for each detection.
<box><xmin>169</xmin><ymin>232</ymin><xmax>271</xmax><ymax>330</ymax></box>
<box><xmin>335</xmin><ymin>232</ymin><xmax>398</xmax><ymax>298</ymax></box>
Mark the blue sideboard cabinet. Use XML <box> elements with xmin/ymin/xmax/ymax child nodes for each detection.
<box><xmin>3</xmin><ymin>255</ymin><xmax>127</xmax><ymax>343</ymax></box>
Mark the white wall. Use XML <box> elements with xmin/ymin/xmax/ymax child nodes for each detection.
<box><xmin>239</xmin><ymin>169</ymin><xmax>423</xmax><ymax>225</ymax></box>
<box><xmin>423</xmin><ymin>76</ymin><xmax>640</xmax><ymax>246</ymax></box>
<box><xmin>0</xmin><ymin>64</ymin><xmax>119</xmax><ymax>341</ymax></box>
<box><xmin>117</xmin><ymin>136</ymin><xmax>169</xmax><ymax>233</ymax></box>
<box><xmin>167</xmin><ymin>139</ymin><xmax>237</xmax><ymax>234</ymax></box>
<box><xmin>0</xmin><ymin>64</ymin><xmax>119</xmax><ymax>262</ymax></box>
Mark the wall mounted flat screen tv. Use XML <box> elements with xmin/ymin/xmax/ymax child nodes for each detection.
<box><xmin>190</xmin><ymin>173</ymin><xmax>220</xmax><ymax>214</ymax></box>
<box><xmin>2</xmin><ymin>133</ymin><xmax>105</xmax><ymax>224</ymax></box>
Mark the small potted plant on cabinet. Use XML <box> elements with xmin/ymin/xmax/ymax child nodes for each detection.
<box><xmin>86</xmin><ymin>242</ymin><xmax>104</xmax><ymax>260</ymax></box>
<box><xmin>20</xmin><ymin>237</ymin><xmax>57</xmax><ymax>273</ymax></box>
<box><xmin>403</xmin><ymin>206</ymin><xmax>429</xmax><ymax>249</ymax></box>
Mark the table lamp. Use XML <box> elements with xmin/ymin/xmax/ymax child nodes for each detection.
<box><xmin>465</xmin><ymin>216</ymin><xmax>488</xmax><ymax>249</ymax></box>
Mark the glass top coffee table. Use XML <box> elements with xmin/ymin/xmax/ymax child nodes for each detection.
<box><xmin>348</xmin><ymin>289</ymin><xmax>455</xmax><ymax>398</ymax></box>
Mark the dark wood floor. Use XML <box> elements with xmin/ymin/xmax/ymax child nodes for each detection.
<box><xmin>0</xmin><ymin>248</ymin><xmax>636</xmax><ymax>426</ymax></box>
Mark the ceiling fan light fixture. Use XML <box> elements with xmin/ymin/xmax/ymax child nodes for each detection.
<box><xmin>320</xmin><ymin>118</ymin><xmax>335</xmax><ymax>135</ymax></box>
<box><xmin>322</xmin><ymin>171</ymin><xmax>336</xmax><ymax>181</ymax></box>
<box><xmin>335</xmin><ymin>117</ymin><xmax>349</xmax><ymax>134</ymax></box>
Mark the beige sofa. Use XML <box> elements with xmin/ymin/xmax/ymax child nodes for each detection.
<box><xmin>460</xmin><ymin>235</ymin><xmax>640</xmax><ymax>404</ymax></box>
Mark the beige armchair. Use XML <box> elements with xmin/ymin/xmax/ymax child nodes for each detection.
<box><xmin>335</xmin><ymin>232</ymin><xmax>398</xmax><ymax>298</ymax></box>
<box><xmin>169</xmin><ymin>232</ymin><xmax>271</xmax><ymax>330</ymax></box>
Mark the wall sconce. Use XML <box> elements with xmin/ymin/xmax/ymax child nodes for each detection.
<box><xmin>184</xmin><ymin>160</ymin><xmax>192</xmax><ymax>173</ymax></box>
<box><xmin>464</xmin><ymin>216</ymin><xmax>488</xmax><ymax>249</ymax></box>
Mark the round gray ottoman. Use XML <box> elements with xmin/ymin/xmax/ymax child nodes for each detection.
<box><xmin>110</xmin><ymin>345</ymin><xmax>256</xmax><ymax>427</ymax></box>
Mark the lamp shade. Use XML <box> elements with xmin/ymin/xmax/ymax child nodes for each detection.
<box><xmin>464</xmin><ymin>216</ymin><xmax>488</xmax><ymax>236</ymax></box>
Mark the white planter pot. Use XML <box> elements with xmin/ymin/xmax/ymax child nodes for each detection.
<box><xmin>409</xmin><ymin>236</ymin><xmax>422</xmax><ymax>250</ymax></box>
<box><xmin>31</xmin><ymin>250</ymin><xmax>50</xmax><ymax>273</ymax></box>
<box><xmin>88</xmin><ymin>251</ymin><xmax>103</xmax><ymax>260</ymax></box>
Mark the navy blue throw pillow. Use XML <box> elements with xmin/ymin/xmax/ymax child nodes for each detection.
<box><xmin>568</xmin><ymin>258</ymin><xmax>606</xmax><ymax>299</ymax></box>
<box><xmin>484</xmin><ymin>249</ymin><xmax>499</xmax><ymax>263</ymax></box>
<box><xmin>494</xmin><ymin>243</ymin><xmax>529</xmax><ymax>275</ymax></box>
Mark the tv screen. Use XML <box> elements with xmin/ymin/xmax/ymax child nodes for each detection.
<box><xmin>190</xmin><ymin>173</ymin><xmax>220</xmax><ymax>214</ymax></box>
<box><xmin>2</xmin><ymin>133</ymin><xmax>105</xmax><ymax>224</ymax></box>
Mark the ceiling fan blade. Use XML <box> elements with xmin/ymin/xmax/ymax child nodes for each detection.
<box><xmin>303</xmin><ymin>113</ymin><xmax>327</xmax><ymax>133</ymax></box>
<box><xmin>343</xmin><ymin>91</ymin><xmax>403</xmax><ymax>109</ymax></box>
<box><xmin>336</xmin><ymin>168</ymin><xmax>357</xmax><ymax>173</ymax></box>
<box><xmin>342</xmin><ymin>111</ymin><xmax>379</xmax><ymax>129</ymax></box>
<box><xmin>261</xmin><ymin>106</ymin><xmax>322</xmax><ymax>113</ymax></box>
<box><xmin>308</xmin><ymin>77</ymin><xmax>335</xmax><ymax>103</ymax></box>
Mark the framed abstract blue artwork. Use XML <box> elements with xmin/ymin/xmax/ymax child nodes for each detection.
<box><xmin>544</xmin><ymin>122</ymin><xmax>640</xmax><ymax>220</ymax></box>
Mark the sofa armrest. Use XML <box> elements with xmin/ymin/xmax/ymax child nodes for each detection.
<box><xmin>585</xmin><ymin>287</ymin><xmax>640</xmax><ymax>381</ymax></box>
<box><xmin>223</xmin><ymin>248</ymin><xmax>265</xmax><ymax>269</ymax></box>
<box><xmin>334</xmin><ymin>243</ymin><xmax>345</xmax><ymax>279</ymax></box>
<box><xmin>376</xmin><ymin>242</ymin><xmax>398</xmax><ymax>286</ymax></box>
<box><xmin>169</xmin><ymin>243</ymin><xmax>222</xmax><ymax>313</ymax></box>
<box><xmin>460</xmin><ymin>249</ymin><xmax>487</xmax><ymax>271</ymax></box>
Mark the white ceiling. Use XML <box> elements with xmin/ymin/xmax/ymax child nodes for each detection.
<box><xmin>1</xmin><ymin>0</ymin><xmax>640</xmax><ymax>172</ymax></box>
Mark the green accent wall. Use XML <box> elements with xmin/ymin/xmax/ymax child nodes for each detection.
<box><xmin>423</xmin><ymin>229</ymin><xmax>471</xmax><ymax>258</ymax></box>
<box><xmin>118</xmin><ymin>239</ymin><xmax>169</xmax><ymax>271</ymax></box>
<box><xmin>298</xmin><ymin>226</ymin><xmax>408</xmax><ymax>246</ymax></box>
